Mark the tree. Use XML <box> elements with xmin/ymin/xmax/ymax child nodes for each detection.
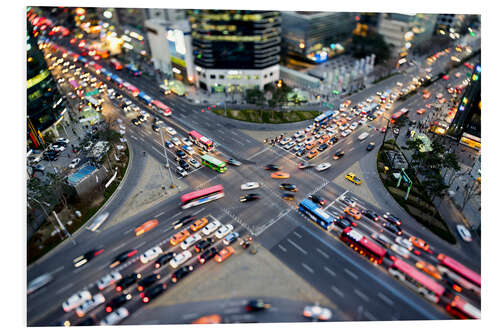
<box><xmin>403</xmin><ymin>137</ymin><xmax>424</xmax><ymax>165</ymax></box>
<box><xmin>422</xmin><ymin>170</ymin><xmax>449</xmax><ymax>202</ymax></box>
<box><xmin>460</xmin><ymin>179</ymin><xmax>481</xmax><ymax>212</ymax></box>
<box><xmin>245</xmin><ymin>87</ymin><xmax>265</xmax><ymax>106</ymax></box>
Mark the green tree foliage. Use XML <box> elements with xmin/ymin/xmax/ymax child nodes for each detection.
<box><xmin>245</xmin><ymin>87</ymin><xmax>265</xmax><ymax>106</ymax></box>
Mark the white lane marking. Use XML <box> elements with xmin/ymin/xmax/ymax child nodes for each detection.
<box><xmin>364</xmin><ymin>311</ymin><xmax>377</xmax><ymax>321</ymax></box>
<box><xmin>48</xmin><ymin>265</ymin><xmax>65</xmax><ymax>276</ymax></box>
<box><xmin>193</xmin><ymin>207</ymin><xmax>206</xmax><ymax>216</ymax></box>
<box><xmin>136</xmin><ymin>241</ymin><xmax>147</xmax><ymax>249</ymax></box>
<box><xmin>55</xmin><ymin>283</ymin><xmax>74</xmax><ymax>295</ymax></box>
<box><xmin>247</xmin><ymin>147</ymin><xmax>269</xmax><ymax>160</ymax></box>
<box><xmin>278</xmin><ymin>244</ymin><xmax>287</xmax><ymax>252</ymax></box>
<box><xmin>151</xmin><ymin>146</ymin><xmax>164</xmax><ymax>156</ymax></box>
<box><xmin>302</xmin><ymin>263</ymin><xmax>315</xmax><ymax>274</ymax></box>
<box><xmin>331</xmin><ymin>286</ymin><xmax>345</xmax><ymax>298</ymax></box>
<box><xmin>377</xmin><ymin>292</ymin><xmax>394</xmax><ymax>306</ymax></box>
<box><xmin>124</xmin><ymin>228</ymin><xmax>134</xmax><ymax>235</ymax></box>
<box><xmin>112</xmin><ymin>242</ymin><xmax>126</xmax><ymax>252</ymax></box>
<box><xmin>324</xmin><ymin>266</ymin><xmax>336</xmax><ymax>277</ymax></box>
<box><xmin>181</xmin><ymin>312</ymin><xmax>199</xmax><ymax>320</ymax></box>
<box><xmin>232</xmin><ymin>138</ymin><xmax>245</xmax><ymax>145</ymax></box>
<box><xmin>354</xmin><ymin>288</ymin><xmax>370</xmax><ymax>302</ymax></box>
<box><xmin>154</xmin><ymin>211</ymin><xmax>165</xmax><ymax>218</ymax></box>
<box><xmin>286</xmin><ymin>238</ymin><xmax>308</xmax><ymax>255</ymax></box>
<box><xmin>348</xmin><ymin>147</ymin><xmax>355</xmax><ymax>152</ymax></box>
<box><xmin>293</xmin><ymin>231</ymin><xmax>302</xmax><ymax>239</ymax></box>
<box><xmin>245</xmin><ymin>138</ymin><xmax>252</xmax><ymax>143</ymax></box>
<box><xmin>316</xmin><ymin>248</ymin><xmax>330</xmax><ymax>259</ymax></box>
<box><xmin>344</xmin><ymin>268</ymin><xmax>359</xmax><ymax>280</ymax></box>
<box><xmin>172</xmin><ymin>212</ymin><xmax>182</xmax><ymax>218</ymax></box>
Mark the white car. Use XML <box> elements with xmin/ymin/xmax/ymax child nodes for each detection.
<box><xmin>394</xmin><ymin>237</ymin><xmax>413</xmax><ymax>250</ymax></box>
<box><xmin>303</xmin><ymin>304</ymin><xmax>332</xmax><ymax>321</ymax></box>
<box><xmin>68</xmin><ymin>158</ymin><xmax>81</xmax><ymax>169</ymax></box>
<box><xmin>96</xmin><ymin>272</ymin><xmax>122</xmax><ymax>290</ymax></box>
<box><xmin>180</xmin><ymin>233</ymin><xmax>202</xmax><ymax>250</ymax></box>
<box><xmin>294</xmin><ymin>130</ymin><xmax>305</xmax><ymax>138</ymax></box>
<box><xmin>294</xmin><ymin>143</ymin><xmax>305</xmax><ymax>151</ymax></box>
<box><xmin>305</xmin><ymin>137</ymin><xmax>315</xmax><ymax>145</ymax></box>
<box><xmin>50</xmin><ymin>144</ymin><xmax>66</xmax><ymax>152</ymax></box>
<box><xmin>176</xmin><ymin>166</ymin><xmax>188</xmax><ymax>177</ymax></box>
<box><xmin>171</xmin><ymin>137</ymin><xmax>181</xmax><ymax>146</ymax></box>
<box><xmin>341</xmin><ymin>130</ymin><xmax>352</xmax><ymax>137</ymax></box>
<box><xmin>391</xmin><ymin>244</ymin><xmax>411</xmax><ymax>259</ymax></box>
<box><xmin>358</xmin><ymin>118</ymin><xmax>368</xmax><ymax>125</ymax></box>
<box><xmin>189</xmin><ymin>158</ymin><xmax>201</xmax><ymax>168</ymax></box>
<box><xmin>349</xmin><ymin>123</ymin><xmax>358</xmax><ymax>131</ymax></box>
<box><xmin>169</xmin><ymin>250</ymin><xmax>192</xmax><ymax>269</ymax></box>
<box><xmin>184</xmin><ymin>146</ymin><xmax>195</xmax><ymax>155</ymax></box>
<box><xmin>456</xmin><ymin>225</ymin><xmax>472</xmax><ymax>242</ymax></box>
<box><xmin>296</xmin><ymin>135</ymin><xmax>306</xmax><ymax>142</ymax></box>
<box><xmin>366</xmin><ymin>97</ymin><xmax>374</xmax><ymax>103</ymax></box>
<box><xmin>140</xmin><ymin>246</ymin><xmax>163</xmax><ymax>264</ymax></box>
<box><xmin>241</xmin><ymin>182</ymin><xmax>260</xmax><ymax>190</ymax></box>
<box><xmin>181</xmin><ymin>137</ymin><xmax>192</xmax><ymax>146</ymax></box>
<box><xmin>75</xmin><ymin>293</ymin><xmax>105</xmax><ymax>318</ymax></box>
<box><xmin>315</xmin><ymin>163</ymin><xmax>332</xmax><ymax>172</ymax></box>
<box><xmin>27</xmin><ymin>273</ymin><xmax>53</xmax><ymax>295</ymax></box>
<box><xmin>283</xmin><ymin>141</ymin><xmax>296</xmax><ymax>150</ymax></box>
<box><xmin>280</xmin><ymin>137</ymin><xmax>292</xmax><ymax>145</ymax></box>
<box><xmin>339</xmin><ymin>124</ymin><xmax>349</xmax><ymax>131</ymax></box>
<box><xmin>201</xmin><ymin>220</ymin><xmax>221</xmax><ymax>236</ymax></box>
<box><xmin>215</xmin><ymin>224</ymin><xmax>234</xmax><ymax>239</ymax></box>
<box><xmin>100</xmin><ymin>307</ymin><xmax>129</xmax><ymax>325</ymax></box>
<box><xmin>332</xmin><ymin>110</ymin><xmax>340</xmax><ymax>117</ymax></box>
<box><xmin>305</xmin><ymin>125</ymin><xmax>314</xmax><ymax>132</ymax></box>
<box><xmin>166</xmin><ymin>127</ymin><xmax>177</xmax><ymax>135</ymax></box>
<box><xmin>62</xmin><ymin>290</ymin><xmax>92</xmax><ymax>312</ymax></box>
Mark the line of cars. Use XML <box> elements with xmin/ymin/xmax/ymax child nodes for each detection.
<box><xmin>60</xmin><ymin>214</ymin><xmax>250</xmax><ymax>325</ymax></box>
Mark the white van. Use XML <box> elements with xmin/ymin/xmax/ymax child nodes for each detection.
<box><xmin>358</xmin><ymin>132</ymin><xmax>369</xmax><ymax>141</ymax></box>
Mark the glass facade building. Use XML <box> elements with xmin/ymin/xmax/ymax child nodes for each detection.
<box><xmin>188</xmin><ymin>10</ymin><xmax>281</xmax><ymax>91</ymax></box>
<box><xmin>27</xmin><ymin>20</ymin><xmax>64</xmax><ymax>148</ymax></box>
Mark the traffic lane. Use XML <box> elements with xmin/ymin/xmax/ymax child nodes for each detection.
<box><xmin>28</xmin><ymin>203</ymin><xmax>224</xmax><ymax>325</ymax></box>
<box><xmin>124</xmin><ymin>297</ymin><xmax>340</xmax><ymax>325</ymax></box>
<box><xmin>271</xmin><ymin>224</ymin><xmax>449</xmax><ymax>320</ymax></box>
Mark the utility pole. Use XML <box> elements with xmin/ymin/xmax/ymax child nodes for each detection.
<box><xmin>28</xmin><ymin>196</ymin><xmax>64</xmax><ymax>241</ymax></box>
<box><xmin>53</xmin><ymin>211</ymin><xmax>77</xmax><ymax>245</ymax></box>
<box><xmin>160</xmin><ymin>127</ymin><xmax>176</xmax><ymax>189</ymax></box>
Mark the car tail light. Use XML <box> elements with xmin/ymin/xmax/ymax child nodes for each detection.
<box><xmin>414</xmin><ymin>250</ymin><xmax>421</xmax><ymax>256</ymax></box>
<box><xmin>452</xmin><ymin>284</ymin><xmax>462</xmax><ymax>293</ymax></box>
<box><xmin>155</xmin><ymin>263</ymin><xmax>160</xmax><ymax>269</ymax></box>
<box><xmin>105</xmin><ymin>306</ymin><xmax>112</xmax><ymax>313</ymax></box>
<box><xmin>128</xmin><ymin>250</ymin><xmax>137</xmax><ymax>257</ymax></box>
<box><xmin>143</xmin><ymin>297</ymin><xmax>149</xmax><ymax>303</ymax></box>
<box><xmin>352</xmin><ymin>222</ymin><xmax>357</xmax><ymax>227</ymax></box>
<box><xmin>116</xmin><ymin>286</ymin><xmax>122</xmax><ymax>292</ymax></box>
<box><xmin>95</xmin><ymin>249</ymin><xmax>104</xmax><ymax>256</ymax></box>
<box><xmin>138</xmin><ymin>286</ymin><xmax>143</xmax><ymax>291</ymax></box>
<box><xmin>140</xmin><ymin>292</ymin><xmax>144</xmax><ymax>298</ymax></box>
<box><xmin>389</xmin><ymin>255</ymin><xmax>397</xmax><ymax>261</ymax></box>
<box><xmin>172</xmin><ymin>277</ymin><xmax>177</xmax><ymax>283</ymax></box>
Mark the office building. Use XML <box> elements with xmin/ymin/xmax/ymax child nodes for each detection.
<box><xmin>27</xmin><ymin>19</ymin><xmax>65</xmax><ymax>148</ymax></box>
<box><xmin>146</xmin><ymin>8</ymin><xmax>187</xmax><ymax>22</ymax></box>
<box><xmin>447</xmin><ymin>63</ymin><xmax>481</xmax><ymax>150</ymax></box>
<box><xmin>281</xmin><ymin>11</ymin><xmax>355</xmax><ymax>63</ymax></box>
<box><xmin>189</xmin><ymin>10</ymin><xmax>281</xmax><ymax>92</ymax></box>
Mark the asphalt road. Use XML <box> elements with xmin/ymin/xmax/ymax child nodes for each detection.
<box><xmin>27</xmin><ymin>27</ymin><xmax>481</xmax><ymax>326</ymax></box>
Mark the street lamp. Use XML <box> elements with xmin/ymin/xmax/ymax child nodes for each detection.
<box><xmin>159</xmin><ymin>127</ymin><xmax>176</xmax><ymax>189</ymax></box>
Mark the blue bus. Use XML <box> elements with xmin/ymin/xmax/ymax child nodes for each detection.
<box><xmin>110</xmin><ymin>73</ymin><xmax>124</xmax><ymax>87</ymax></box>
<box><xmin>77</xmin><ymin>56</ymin><xmax>88</xmax><ymax>65</ymax></box>
<box><xmin>138</xmin><ymin>91</ymin><xmax>153</xmax><ymax>105</ymax></box>
<box><xmin>313</xmin><ymin>110</ymin><xmax>334</xmax><ymax>127</ymax></box>
<box><xmin>298</xmin><ymin>199</ymin><xmax>334</xmax><ymax>230</ymax></box>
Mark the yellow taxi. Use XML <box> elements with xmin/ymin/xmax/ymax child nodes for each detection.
<box><xmin>215</xmin><ymin>246</ymin><xmax>234</xmax><ymax>263</ymax></box>
<box><xmin>170</xmin><ymin>229</ymin><xmax>190</xmax><ymax>246</ymax></box>
<box><xmin>190</xmin><ymin>217</ymin><xmax>209</xmax><ymax>232</ymax></box>
<box><xmin>271</xmin><ymin>172</ymin><xmax>290</xmax><ymax>179</ymax></box>
<box><xmin>135</xmin><ymin>219</ymin><xmax>159</xmax><ymax>237</ymax></box>
<box><xmin>344</xmin><ymin>206</ymin><xmax>362</xmax><ymax>220</ymax></box>
<box><xmin>307</xmin><ymin>149</ymin><xmax>319</xmax><ymax>159</ymax></box>
<box><xmin>345</xmin><ymin>172</ymin><xmax>362</xmax><ymax>185</ymax></box>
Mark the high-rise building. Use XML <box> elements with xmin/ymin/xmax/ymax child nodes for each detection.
<box><xmin>447</xmin><ymin>63</ymin><xmax>481</xmax><ymax>150</ymax></box>
<box><xmin>281</xmin><ymin>11</ymin><xmax>355</xmax><ymax>63</ymax></box>
<box><xmin>434</xmin><ymin>14</ymin><xmax>466</xmax><ymax>34</ymax></box>
<box><xmin>188</xmin><ymin>10</ymin><xmax>281</xmax><ymax>92</ymax></box>
<box><xmin>146</xmin><ymin>18</ymin><xmax>195</xmax><ymax>84</ymax></box>
<box><xmin>27</xmin><ymin>19</ymin><xmax>65</xmax><ymax>148</ymax></box>
<box><xmin>146</xmin><ymin>8</ymin><xmax>187</xmax><ymax>22</ymax></box>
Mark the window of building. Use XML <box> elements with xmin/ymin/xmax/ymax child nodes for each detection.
<box><xmin>270</xmin><ymin>72</ymin><xmax>273</xmax><ymax>76</ymax></box>
<box><xmin>264</xmin><ymin>74</ymin><xmax>267</xmax><ymax>78</ymax></box>
<box><xmin>202</xmin><ymin>73</ymin><xmax>206</xmax><ymax>78</ymax></box>
<box><xmin>210</xmin><ymin>74</ymin><xmax>216</xmax><ymax>79</ymax></box>
<box><xmin>253</xmin><ymin>75</ymin><xmax>259</xmax><ymax>80</ymax></box>
<box><xmin>219</xmin><ymin>75</ymin><xmax>225</xmax><ymax>79</ymax></box>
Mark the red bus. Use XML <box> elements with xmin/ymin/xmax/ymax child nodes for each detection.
<box><xmin>180</xmin><ymin>184</ymin><xmax>224</xmax><ymax>209</ymax></box>
<box><xmin>109</xmin><ymin>58</ymin><xmax>123</xmax><ymax>70</ymax></box>
<box><xmin>340</xmin><ymin>227</ymin><xmax>386</xmax><ymax>264</ymax></box>
<box><xmin>151</xmin><ymin>100</ymin><xmax>172</xmax><ymax>116</ymax></box>
<box><xmin>437</xmin><ymin>254</ymin><xmax>481</xmax><ymax>287</ymax></box>
<box><xmin>389</xmin><ymin>258</ymin><xmax>445</xmax><ymax>303</ymax></box>
<box><xmin>445</xmin><ymin>295</ymin><xmax>480</xmax><ymax>319</ymax></box>
<box><xmin>123</xmin><ymin>82</ymin><xmax>140</xmax><ymax>97</ymax></box>
<box><xmin>390</xmin><ymin>108</ymin><xmax>409</xmax><ymax>123</ymax></box>
<box><xmin>188</xmin><ymin>130</ymin><xmax>215</xmax><ymax>152</ymax></box>
<box><xmin>88</xmin><ymin>61</ymin><xmax>103</xmax><ymax>74</ymax></box>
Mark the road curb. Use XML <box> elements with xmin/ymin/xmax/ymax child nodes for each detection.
<box><xmin>28</xmin><ymin>138</ymin><xmax>134</xmax><ymax>269</ymax></box>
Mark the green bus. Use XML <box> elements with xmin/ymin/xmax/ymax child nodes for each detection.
<box><xmin>201</xmin><ymin>154</ymin><xmax>227</xmax><ymax>173</ymax></box>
